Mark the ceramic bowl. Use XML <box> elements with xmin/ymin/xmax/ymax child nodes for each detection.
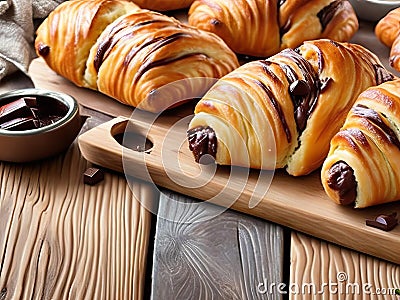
<box><xmin>348</xmin><ymin>0</ymin><xmax>400</xmax><ymax>22</ymax></box>
<box><xmin>0</xmin><ymin>88</ymin><xmax>81</xmax><ymax>162</ymax></box>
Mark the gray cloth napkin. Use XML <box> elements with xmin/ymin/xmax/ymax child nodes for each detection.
<box><xmin>0</xmin><ymin>0</ymin><xmax>64</xmax><ymax>81</ymax></box>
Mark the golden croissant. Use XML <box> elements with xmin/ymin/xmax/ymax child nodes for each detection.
<box><xmin>188</xmin><ymin>0</ymin><xmax>358</xmax><ymax>57</ymax></box>
<box><xmin>375</xmin><ymin>7</ymin><xmax>400</xmax><ymax>73</ymax></box>
<box><xmin>132</xmin><ymin>0</ymin><xmax>194</xmax><ymax>11</ymax></box>
<box><xmin>321</xmin><ymin>79</ymin><xmax>400</xmax><ymax>208</ymax></box>
<box><xmin>188</xmin><ymin>39</ymin><xmax>394</xmax><ymax>176</ymax></box>
<box><xmin>35</xmin><ymin>0</ymin><xmax>239</xmax><ymax>113</ymax></box>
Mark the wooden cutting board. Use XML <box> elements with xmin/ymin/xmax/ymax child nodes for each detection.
<box><xmin>28</xmin><ymin>22</ymin><xmax>400</xmax><ymax>265</ymax></box>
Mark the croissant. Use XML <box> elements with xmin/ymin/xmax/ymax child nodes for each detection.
<box><xmin>35</xmin><ymin>0</ymin><xmax>140</xmax><ymax>87</ymax></box>
<box><xmin>187</xmin><ymin>39</ymin><xmax>394</xmax><ymax>176</ymax></box>
<box><xmin>188</xmin><ymin>0</ymin><xmax>358</xmax><ymax>57</ymax></box>
<box><xmin>35</xmin><ymin>0</ymin><xmax>239</xmax><ymax>113</ymax></box>
<box><xmin>321</xmin><ymin>79</ymin><xmax>400</xmax><ymax>208</ymax></box>
<box><xmin>375</xmin><ymin>7</ymin><xmax>400</xmax><ymax>72</ymax></box>
<box><xmin>132</xmin><ymin>0</ymin><xmax>194</xmax><ymax>11</ymax></box>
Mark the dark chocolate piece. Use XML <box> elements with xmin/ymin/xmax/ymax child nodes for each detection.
<box><xmin>317</xmin><ymin>0</ymin><xmax>343</xmax><ymax>31</ymax></box>
<box><xmin>83</xmin><ymin>167</ymin><xmax>104</xmax><ymax>185</ymax></box>
<box><xmin>0</xmin><ymin>117</ymin><xmax>39</xmax><ymax>131</ymax></box>
<box><xmin>187</xmin><ymin>126</ymin><xmax>217</xmax><ymax>163</ymax></box>
<box><xmin>37</xmin><ymin>43</ymin><xmax>50</xmax><ymax>56</ymax></box>
<box><xmin>0</xmin><ymin>97</ymin><xmax>36</xmax><ymax>123</ymax></box>
<box><xmin>366</xmin><ymin>212</ymin><xmax>398</xmax><ymax>232</ymax></box>
<box><xmin>327</xmin><ymin>161</ymin><xmax>357</xmax><ymax>206</ymax></box>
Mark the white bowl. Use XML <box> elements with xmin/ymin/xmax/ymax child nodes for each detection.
<box><xmin>348</xmin><ymin>0</ymin><xmax>400</xmax><ymax>22</ymax></box>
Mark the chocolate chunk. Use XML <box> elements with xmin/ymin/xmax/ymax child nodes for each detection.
<box><xmin>0</xmin><ymin>97</ymin><xmax>36</xmax><ymax>124</ymax></box>
<box><xmin>37</xmin><ymin>43</ymin><xmax>50</xmax><ymax>56</ymax></box>
<box><xmin>0</xmin><ymin>117</ymin><xmax>39</xmax><ymax>131</ymax></box>
<box><xmin>210</xmin><ymin>19</ymin><xmax>221</xmax><ymax>26</ymax></box>
<box><xmin>83</xmin><ymin>167</ymin><xmax>104</xmax><ymax>185</ymax></box>
<box><xmin>327</xmin><ymin>161</ymin><xmax>357</xmax><ymax>205</ymax></box>
<box><xmin>289</xmin><ymin>80</ymin><xmax>310</xmax><ymax>96</ymax></box>
<box><xmin>187</xmin><ymin>126</ymin><xmax>217</xmax><ymax>164</ymax></box>
<box><xmin>366</xmin><ymin>212</ymin><xmax>398</xmax><ymax>232</ymax></box>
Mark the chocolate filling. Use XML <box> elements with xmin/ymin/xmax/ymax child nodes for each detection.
<box><xmin>37</xmin><ymin>43</ymin><xmax>50</xmax><ymax>57</ymax></box>
<box><xmin>279</xmin><ymin>48</ymin><xmax>321</xmax><ymax>132</ymax></box>
<box><xmin>353</xmin><ymin>104</ymin><xmax>400</xmax><ymax>149</ymax></box>
<box><xmin>373</xmin><ymin>64</ymin><xmax>394</xmax><ymax>85</ymax></box>
<box><xmin>187</xmin><ymin>126</ymin><xmax>217</xmax><ymax>163</ymax></box>
<box><xmin>327</xmin><ymin>161</ymin><xmax>357</xmax><ymax>205</ymax></box>
<box><xmin>317</xmin><ymin>0</ymin><xmax>343</xmax><ymax>31</ymax></box>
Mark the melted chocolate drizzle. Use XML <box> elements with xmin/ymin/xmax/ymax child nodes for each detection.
<box><xmin>279</xmin><ymin>48</ymin><xmax>321</xmax><ymax>132</ymax></box>
<box><xmin>353</xmin><ymin>104</ymin><xmax>400</xmax><ymax>149</ymax></box>
<box><xmin>373</xmin><ymin>64</ymin><xmax>394</xmax><ymax>85</ymax></box>
<box><xmin>253</xmin><ymin>72</ymin><xmax>292</xmax><ymax>143</ymax></box>
<box><xmin>94</xmin><ymin>19</ymin><xmax>165</xmax><ymax>72</ymax></box>
<box><xmin>317</xmin><ymin>0</ymin><xmax>343</xmax><ymax>31</ymax></box>
<box><xmin>187</xmin><ymin>126</ymin><xmax>217</xmax><ymax>163</ymax></box>
<box><xmin>327</xmin><ymin>161</ymin><xmax>357</xmax><ymax>205</ymax></box>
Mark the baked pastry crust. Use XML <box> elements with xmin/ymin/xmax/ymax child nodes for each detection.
<box><xmin>132</xmin><ymin>0</ymin><xmax>194</xmax><ymax>11</ymax></box>
<box><xmin>35</xmin><ymin>1</ymin><xmax>239</xmax><ymax>112</ymax></box>
<box><xmin>321</xmin><ymin>79</ymin><xmax>400</xmax><ymax>208</ymax></box>
<box><xmin>188</xmin><ymin>39</ymin><xmax>394</xmax><ymax>175</ymax></box>
<box><xmin>35</xmin><ymin>0</ymin><xmax>140</xmax><ymax>86</ymax></box>
<box><xmin>188</xmin><ymin>0</ymin><xmax>358</xmax><ymax>57</ymax></box>
<box><xmin>85</xmin><ymin>10</ymin><xmax>239</xmax><ymax>112</ymax></box>
<box><xmin>375</xmin><ymin>7</ymin><xmax>400</xmax><ymax>72</ymax></box>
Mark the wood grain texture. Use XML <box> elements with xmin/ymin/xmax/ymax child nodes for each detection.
<box><xmin>290</xmin><ymin>232</ymin><xmax>400</xmax><ymax>300</ymax></box>
<box><xmin>151</xmin><ymin>190</ymin><xmax>284</xmax><ymax>300</ymax></box>
<box><xmin>0</xmin><ymin>140</ymin><xmax>154</xmax><ymax>300</ymax></box>
<box><xmin>78</xmin><ymin>116</ymin><xmax>400</xmax><ymax>266</ymax></box>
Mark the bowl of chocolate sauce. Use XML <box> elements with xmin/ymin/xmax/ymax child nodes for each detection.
<box><xmin>348</xmin><ymin>0</ymin><xmax>400</xmax><ymax>22</ymax></box>
<box><xmin>0</xmin><ymin>88</ymin><xmax>81</xmax><ymax>162</ymax></box>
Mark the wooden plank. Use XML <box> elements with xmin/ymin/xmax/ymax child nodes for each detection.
<box><xmin>151</xmin><ymin>190</ymin><xmax>285</xmax><ymax>300</ymax></box>
<box><xmin>290</xmin><ymin>232</ymin><xmax>400</xmax><ymax>300</ymax></box>
<box><xmin>77</xmin><ymin>116</ymin><xmax>400</xmax><ymax>266</ymax></box>
<box><xmin>0</xmin><ymin>135</ymin><xmax>155</xmax><ymax>299</ymax></box>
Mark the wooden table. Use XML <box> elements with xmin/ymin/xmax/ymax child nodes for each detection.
<box><xmin>0</xmin><ymin>21</ymin><xmax>400</xmax><ymax>300</ymax></box>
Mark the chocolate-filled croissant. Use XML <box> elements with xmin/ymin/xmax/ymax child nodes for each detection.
<box><xmin>188</xmin><ymin>0</ymin><xmax>358</xmax><ymax>57</ymax></box>
<box><xmin>35</xmin><ymin>0</ymin><xmax>239</xmax><ymax>113</ymax></box>
<box><xmin>35</xmin><ymin>0</ymin><xmax>140</xmax><ymax>87</ymax></box>
<box><xmin>132</xmin><ymin>0</ymin><xmax>194</xmax><ymax>11</ymax></box>
<box><xmin>375</xmin><ymin>7</ymin><xmax>400</xmax><ymax>72</ymax></box>
<box><xmin>188</xmin><ymin>39</ymin><xmax>394</xmax><ymax>176</ymax></box>
<box><xmin>322</xmin><ymin>79</ymin><xmax>400</xmax><ymax>208</ymax></box>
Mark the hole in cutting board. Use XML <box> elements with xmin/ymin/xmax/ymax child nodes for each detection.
<box><xmin>111</xmin><ymin>120</ymin><xmax>153</xmax><ymax>153</ymax></box>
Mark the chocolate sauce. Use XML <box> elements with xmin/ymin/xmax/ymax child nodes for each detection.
<box><xmin>94</xmin><ymin>19</ymin><xmax>165</xmax><ymax>72</ymax></box>
<box><xmin>327</xmin><ymin>161</ymin><xmax>357</xmax><ymax>205</ymax></box>
<box><xmin>187</xmin><ymin>126</ymin><xmax>217</xmax><ymax>163</ymax></box>
<box><xmin>373</xmin><ymin>64</ymin><xmax>394</xmax><ymax>85</ymax></box>
<box><xmin>353</xmin><ymin>104</ymin><xmax>400</xmax><ymax>150</ymax></box>
<box><xmin>317</xmin><ymin>0</ymin><xmax>343</xmax><ymax>31</ymax></box>
<box><xmin>253</xmin><ymin>75</ymin><xmax>292</xmax><ymax>143</ymax></box>
<box><xmin>279</xmin><ymin>48</ymin><xmax>320</xmax><ymax>132</ymax></box>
